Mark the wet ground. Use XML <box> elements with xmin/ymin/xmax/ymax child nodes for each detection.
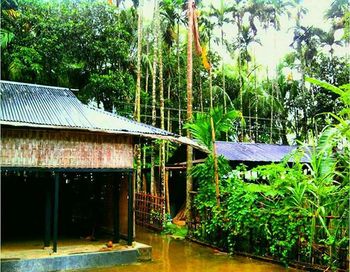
<box><xmin>1</xmin><ymin>238</ymin><xmax>134</xmax><ymax>260</ymax></box>
<box><xmin>73</xmin><ymin>227</ymin><xmax>298</xmax><ymax>272</ymax></box>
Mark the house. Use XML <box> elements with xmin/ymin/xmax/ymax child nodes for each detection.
<box><xmin>0</xmin><ymin>80</ymin><xmax>193</xmax><ymax>255</ymax></box>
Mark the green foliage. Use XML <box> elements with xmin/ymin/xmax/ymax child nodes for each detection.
<box><xmin>192</xmin><ymin>140</ymin><xmax>349</xmax><ymax>268</ymax></box>
<box><xmin>184</xmin><ymin>107</ymin><xmax>242</xmax><ymax>150</ymax></box>
<box><xmin>1</xmin><ymin>0</ymin><xmax>136</xmax><ymax>112</ymax></box>
<box><xmin>0</xmin><ymin>29</ymin><xmax>14</xmax><ymax>48</ymax></box>
<box><xmin>162</xmin><ymin>220</ymin><xmax>188</xmax><ymax>238</ymax></box>
<box><xmin>82</xmin><ymin>71</ymin><xmax>135</xmax><ymax>112</ymax></box>
<box><xmin>185</xmin><ymin>81</ymin><xmax>348</xmax><ymax>268</ymax></box>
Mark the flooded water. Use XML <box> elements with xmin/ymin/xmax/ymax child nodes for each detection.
<box><xmin>77</xmin><ymin>227</ymin><xmax>297</xmax><ymax>272</ymax></box>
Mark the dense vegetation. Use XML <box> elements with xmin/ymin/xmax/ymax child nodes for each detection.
<box><xmin>190</xmin><ymin>80</ymin><xmax>349</xmax><ymax>269</ymax></box>
<box><xmin>1</xmin><ymin>0</ymin><xmax>349</xmax><ymax>269</ymax></box>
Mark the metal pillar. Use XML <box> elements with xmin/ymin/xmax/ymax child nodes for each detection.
<box><xmin>113</xmin><ymin>175</ymin><xmax>120</xmax><ymax>243</ymax></box>
<box><xmin>127</xmin><ymin>171</ymin><xmax>134</xmax><ymax>246</ymax></box>
<box><xmin>53</xmin><ymin>173</ymin><xmax>60</xmax><ymax>253</ymax></box>
<box><xmin>44</xmin><ymin>178</ymin><xmax>52</xmax><ymax>247</ymax></box>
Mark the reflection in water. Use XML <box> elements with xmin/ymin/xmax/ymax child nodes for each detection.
<box><xmin>76</xmin><ymin>227</ymin><xmax>297</xmax><ymax>272</ymax></box>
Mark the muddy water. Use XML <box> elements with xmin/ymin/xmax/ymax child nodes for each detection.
<box><xmin>77</xmin><ymin>227</ymin><xmax>297</xmax><ymax>272</ymax></box>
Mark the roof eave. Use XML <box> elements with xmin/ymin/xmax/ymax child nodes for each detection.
<box><xmin>0</xmin><ymin>121</ymin><xmax>208</xmax><ymax>152</ymax></box>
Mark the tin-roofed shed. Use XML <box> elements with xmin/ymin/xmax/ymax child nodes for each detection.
<box><xmin>165</xmin><ymin>141</ymin><xmax>309</xmax><ymax>220</ymax></box>
<box><xmin>215</xmin><ymin>141</ymin><xmax>309</xmax><ymax>163</ymax></box>
<box><xmin>0</xmin><ymin>80</ymin><xmax>184</xmax><ymax>256</ymax></box>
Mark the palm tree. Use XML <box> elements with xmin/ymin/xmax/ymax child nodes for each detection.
<box><xmin>185</xmin><ymin>108</ymin><xmax>242</xmax><ymax>150</ymax></box>
<box><xmin>290</xmin><ymin>24</ymin><xmax>330</xmax><ymax>140</ymax></box>
<box><xmin>229</xmin><ymin>0</ymin><xmax>291</xmax><ymax>140</ymax></box>
<box><xmin>159</xmin><ymin>0</ymin><xmax>184</xmax><ymax>136</ymax></box>
<box><xmin>325</xmin><ymin>0</ymin><xmax>349</xmax><ymax>35</ymax></box>
<box><xmin>319</xmin><ymin>29</ymin><xmax>342</xmax><ymax>85</ymax></box>
<box><xmin>185</xmin><ymin>107</ymin><xmax>242</xmax><ymax>206</ymax></box>
<box><xmin>197</xmin><ymin>8</ymin><xmax>221</xmax><ymax>205</ymax></box>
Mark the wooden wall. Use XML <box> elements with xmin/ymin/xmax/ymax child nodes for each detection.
<box><xmin>1</xmin><ymin>128</ymin><xmax>134</xmax><ymax>169</ymax></box>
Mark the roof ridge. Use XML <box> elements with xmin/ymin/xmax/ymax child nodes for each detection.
<box><xmin>215</xmin><ymin>141</ymin><xmax>299</xmax><ymax>147</ymax></box>
<box><xmin>0</xmin><ymin>80</ymin><xmax>79</xmax><ymax>92</ymax></box>
<box><xmin>1</xmin><ymin>81</ymin><xmax>175</xmax><ymax>137</ymax></box>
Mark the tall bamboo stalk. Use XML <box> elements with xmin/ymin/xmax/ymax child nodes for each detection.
<box><xmin>237</xmin><ymin>15</ymin><xmax>244</xmax><ymax>140</ymax></box>
<box><xmin>158</xmin><ymin>13</ymin><xmax>166</xmax><ymax>217</ymax></box>
<box><xmin>270</xmin><ymin>80</ymin><xmax>274</xmax><ymax>144</ymax></box>
<box><xmin>134</xmin><ymin>1</ymin><xmax>143</xmax><ymax>192</ymax></box>
<box><xmin>145</xmin><ymin>32</ymin><xmax>150</xmax><ymax>123</ymax></box>
<box><xmin>296</xmin><ymin>5</ymin><xmax>307</xmax><ymax>140</ymax></box>
<box><xmin>209</xmin><ymin>67</ymin><xmax>220</xmax><ymax>207</ymax></box>
<box><xmin>134</xmin><ymin>2</ymin><xmax>143</xmax><ymax>122</ymax></box>
<box><xmin>249</xmin><ymin>101</ymin><xmax>252</xmax><ymax>139</ymax></box>
<box><xmin>254</xmin><ymin>63</ymin><xmax>258</xmax><ymax>142</ymax></box>
<box><xmin>151</xmin><ymin>0</ymin><xmax>159</xmax><ymax>195</ymax></box>
<box><xmin>186</xmin><ymin>0</ymin><xmax>194</xmax><ymax>223</ymax></box>
<box><xmin>166</xmin><ymin>75</ymin><xmax>171</xmax><ymax>160</ymax></box>
<box><xmin>199</xmin><ymin>72</ymin><xmax>203</xmax><ymax>112</ymax></box>
<box><xmin>221</xmin><ymin>27</ymin><xmax>227</xmax><ymax>141</ymax></box>
<box><xmin>177</xmin><ymin>20</ymin><xmax>182</xmax><ymax>136</ymax></box>
<box><xmin>142</xmin><ymin>33</ymin><xmax>149</xmax><ymax>192</ymax></box>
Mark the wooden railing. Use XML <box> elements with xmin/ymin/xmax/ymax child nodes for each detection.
<box><xmin>135</xmin><ymin>192</ymin><xmax>164</xmax><ymax>231</ymax></box>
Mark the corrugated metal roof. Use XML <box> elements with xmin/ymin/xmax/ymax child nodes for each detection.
<box><xmin>215</xmin><ymin>141</ymin><xmax>309</xmax><ymax>163</ymax></box>
<box><xmin>0</xmin><ymin>80</ymin><xmax>172</xmax><ymax>136</ymax></box>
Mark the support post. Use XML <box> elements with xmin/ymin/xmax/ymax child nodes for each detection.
<box><xmin>113</xmin><ymin>175</ymin><xmax>120</xmax><ymax>243</ymax></box>
<box><xmin>53</xmin><ymin>173</ymin><xmax>60</xmax><ymax>253</ymax></box>
<box><xmin>127</xmin><ymin>171</ymin><xmax>134</xmax><ymax>246</ymax></box>
<box><xmin>165</xmin><ymin>170</ymin><xmax>170</xmax><ymax>215</ymax></box>
<box><xmin>44</xmin><ymin>178</ymin><xmax>52</xmax><ymax>247</ymax></box>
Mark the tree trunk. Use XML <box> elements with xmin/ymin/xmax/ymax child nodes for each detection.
<box><xmin>270</xmin><ymin>81</ymin><xmax>274</xmax><ymax>144</ymax></box>
<box><xmin>237</xmin><ymin>15</ymin><xmax>244</xmax><ymax>140</ymax></box>
<box><xmin>134</xmin><ymin>1</ymin><xmax>143</xmax><ymax>192</ymax></box>
<box><xmin>209</xmin><ymin>67</ymin><xmax>220</xmax><ymax>207</ymax></box>
<box><xmin>142</xmin><ymin>33</ymin><xmax>149</xmax><ymax>193</ymax></box>
<box><xmin>296</xmin><ymin>7</ymin><xmax>307</xmax><ymax>141</ymax></box>
<box><xmin>177</xmin><ymin>21</ymin><xmax>182</xmax><ymax>136</ymax></box>
<box><xmin>186</xmin><ymin>0</ymin><xmax>194</xmax><ymax>224</ymax></box>
<box><xmin>221</xmin><ymin>28</ymin><xmax>227</xmax><ymax>141</ymax></box>
<box><xmin>254</xmin><ymin>64</ymin><xmax>258</xmax><ymax>142</ymax></box>
<box><xmin>199</xmin><ymin>72</ymin><xmax>203</xmax><ymax>112</ymax></box>
<box><xmin>145</xmin><ymin>32</ymin><xmax>150</xmax><ymax>123</ymax></box>
<box><xmin>166</xmin><ymin>74</ymin><xmax>171</xmax><ymax>161</ymax></box>
<box><xmin>151</xmin><ymin>0</ymin><xmax>159</xmax><ymax>195</ymax></box>
<box><xmin>281</xmin><ymin>122</ymin><xmax>289</xmax><ymax>145</ymax></box>
<box><xmin>134</xmin><ymin>3</ymin><xmax>142</xmax><ymax>122</ymax></box>
<box><xmin>158</xmin><ymin>16</ymin><xmax>166</xmax><ymax>217</ymax></box>
<box><xmin>206</xmin><ymin>29</ymin><xmax>220</xmax><ymax>207</ymax></box>
<box><xmin>248</xmin><ymin>101</ymin><xmax>252</xmax><ymax>139</ymax></box>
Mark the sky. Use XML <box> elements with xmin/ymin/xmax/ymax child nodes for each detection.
<box><xmin>125</xmin><ymin>0</ymin><xmax>347</xmax><ymax>77</ymax></box>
